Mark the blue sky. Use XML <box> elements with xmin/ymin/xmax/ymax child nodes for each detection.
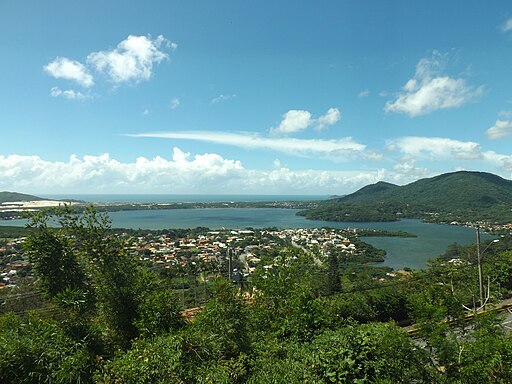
<box><xmin>1</xmin><ymin>0</ymin><xmax>512</xmax><ymax>194</ymax></box>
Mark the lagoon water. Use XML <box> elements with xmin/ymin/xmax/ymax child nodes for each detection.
<box><xmin>2</xmin><ymin>207</ymin><xmax>492</xmax><ymax>270</ymax></box>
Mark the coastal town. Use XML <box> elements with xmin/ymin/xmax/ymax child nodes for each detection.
<box><xmin>1</xmin><ymin>226</ymin><xmax>372</xmax><ymax>290</ymax></box>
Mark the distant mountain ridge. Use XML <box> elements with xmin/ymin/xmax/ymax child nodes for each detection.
<box><xmin>0</xmin><ymin>191</ymin><xmax>47</xmax><ymax>203</ymax></box>
<box><xmin>299</xmin><ymin>171</ymin><xmax>512</xmax><ymax>223</ymax></box>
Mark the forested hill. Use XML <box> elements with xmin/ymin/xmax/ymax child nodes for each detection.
<box><xmin>298</xmin><ymin>171</ymin><xmax>512</xmax><ymax>223</ymax></box>
<box><xmin>0</xmin><ymin>191</ymin><xmax>46</xmax><ymax>203</ymax></box>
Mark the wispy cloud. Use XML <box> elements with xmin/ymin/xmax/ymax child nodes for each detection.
<box><xmin>498</xmin><ymin>110</ymin><xmax>512</xmax><ymax>117</ymax></box>
<box><xmin>44</xmin><ymin>57</ymin><xmax>94</xmax><ymax>87</ymax></box>
<box><xmin>169</xmin><ymin>97</ymin><xmax>180</xmax><ymax>110</ymax></box>
<box><xmin>385</xmin><ymin>52</ymin><xmax>483</xmax><ymax>117</ymax></box>
<box><xmin>50</xmin><ymin>87</ymin><xmax>89</xmax><ymax>101</ymax></box>
<box><xmin>358</xmin><ymin>89</ymin><xmax>370</xmax><ymax>98</ymax></box>
<box><xmin>270</xmin><ymin>107</ymin><xmax>341</xmax><ymax>135</ymax></box>
<box><xmin>211</xmin><ymin>94</ymin><xmax>237</xmax><ymax>104</ymax></box>
<box><xmin>501</xmin><ymin>18</ymin><xmax>512</xmax><ymax>32</ymax></box>
<box><xmin>129</xmin><ymin>130</ymin><xmax>369</xmax><ymax>161</ymax></box>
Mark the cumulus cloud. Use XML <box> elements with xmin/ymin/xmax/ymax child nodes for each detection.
<box><xmin>0</xmin><ymin>150</ymin><xmax>243</xmax><ymax>194</ymax></box>
<box><xmin>129</xmin><ymin>130</ymin><xmax>369</xmax><ymax>161</ymax></box>
<box><xmin>0</xmin><ymin>151</ymin><xmax>397</xmax><ymax>194</ymax></box>
<box><xmin>486</xmin><ymin>120</ymin><xmax>512</xmax><ymax>139</ymax></box>
<box><xmin>50</xmin><ymin>87</ymin><xmax>88</xmax><ymax>101</ymax></box>
<box><xmin>211</xmin><ymin>94</ymin><xmax>237</xmax><ymax>104</ymax></box>
<box><xmin>385</xmin><ymin>53</ymin><xmax>483</xmax><ymax>116</ymax></box>
<box><xmin>3</xmin><ymin>148</ymin><xmax>511</xmax><ymax>195</ymax></box>
<box><xmin>87</xmin><ymin>35</ymin><xmax>171</xmax><ymax>84</ymax></box>
<box><xmin>271</xmin><ymin>110</ymin><xmax>313</xmax><ymax>134</ymax></box>
<box><xmin>44</xmin><ymin>57</ymin><xmax>94</xmax><ymax>87</ymax></box>
<box><xmin>482</xmin><ymin>151</ymin><xmax>512</xmax><ymax>172</ymax></box>
<box><xmin>316</xmin><ymin>108</ymin><xmax>341</xmax><ymax>130</ymax></box>
<box><xmin>270</xmin><ymin>107</ymin><xmax>341</xmax><ymax>135</ymax></box>
<box><xmin>386</xmin><ymin>136</ymin><xmax>512</xmax><ymax>173</ymax></box>
<box><xmin>44</xmin><ymin>35</ymin><xmax>175</xmax><ymax>100</ymax></box>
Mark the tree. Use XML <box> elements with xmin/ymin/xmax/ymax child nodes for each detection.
<box><xmin>326</xmin><ymin>252</ymin><xmax>341</xmax><ymax>295</ymax></box>
<box><xmin>0</xmin><ymin>312</ymin><xmax>96</xmax><ymax>384</ymax></box>
<box><xmin>25</xmin><ymin>206</ymin><xmax>157</xmax><ymax>348</ymax></box>
<box><xmin>24</xmin><ymin>209</ymin><xmax>89</xmax><ymax>299</ymax></box>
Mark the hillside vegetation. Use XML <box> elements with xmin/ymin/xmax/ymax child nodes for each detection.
<box><xmin>0</xmin><ymin>191</ymin><xmax>46</xmax><ymax>203</ymax></box>
<box><xmin>299</xmin><ymin>171</ymin><xmax>512</xmax><ymax>223</ymax></box>
<box><xmin>2</xmin><ymin>207</ymin><xmax>512</xmax><ymax>383</ymax></box>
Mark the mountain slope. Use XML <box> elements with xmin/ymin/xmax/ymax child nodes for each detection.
<box><xmin>0</xmin><ymin>191</ymin><xmax>46</xmax><ymax>203</ymax></box>
<box><xmin>299</xmin><ymin>171</ymin><xmax>512</xmax><ymax>223</ymax></box>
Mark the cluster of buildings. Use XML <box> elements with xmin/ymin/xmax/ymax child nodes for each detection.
<box><xmin>124</xmin><ymin>227</ymin><xmax>360</xmax><ymax>278</ymax></box>
<box><xmin>272</xmin><ymin>228</ymin><xmax>357</xmax><ymax>254</ymax></box>
<box><xmin>0</xmin><ymin>227</ymin><xmax>363</xmax><ymax>289</ymax></box>
<box><xmin>0</xmin><ymin>238</ymin><xmax>29</xmax><ymax>289</ymax></box>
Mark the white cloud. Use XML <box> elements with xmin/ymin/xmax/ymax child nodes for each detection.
<box><xmin>487</xmin><ymin>119</ymin><xmax>512</xmax><ymax>139</ymax></box>
<box><xmin>142</xmin><ymin>108</ymin><xmax>151</xmax><ymax>116</ymax></box>
<box><xmin>211</xmin><ymin>94</ymin><xmax>237</xmax><ymax>104</ymax></box>
<box><xmin>271</xmin><ymin>110</ymin><xmax>313</xmax><ymax>134</ymax></box>
<box><xmin>498</xmin><ymin>110</ymin><xmax>512</xmax><ymax>117</ymax></box>
<box><xmin>0</xmin><ymin>150</ymin><xmax>243</xmax><ymax>194</ymax></box>
<box><xmin>44</xmin><ymin>57</ymin><xmax>94</xmax><ymax>87</ymax></box>
<box><xmin>482</xmin><ymin>151</ymin><xmax>512</xmax><ymax>172</ymax></box>
<box><xmin>316</xmin><ymin>108</ymin><xmax>341</xmax><ymax>130</ymax></box>
<box><xmin>87</xmin><ymin>35</ymin><xmax>172</xmax><ymax>84</ymax></box>
<box><xmin>2</xmin><ymin>148</ymin><xmax>511</xmax><ymax>195</ymax></box>
<box><xmin>271</xmin><ymin>107</ymin><xmax>341</xmax><ymax>135</ymax></box>
<box><xmin>387</xmin><ymin>136</ymin><xmax>482</xmax><ymax>160</ymax></box>
<box><xmin>169</xmin><ymin>97</ymin><xmax>180</xmax><ymax>110</ymax></box>
<box><xmin>387</xmin><ymin>136</ymin><xmax>512</xmax><ymax>173</ymax></box>
<box><xmin>129</xmin><ymin>130</ymin><xmax>370</xmax><ymax>161</ymax></box>
<box><xmin>502</xmin><ymin>18</ymin><xmax>512</xmax><ymax>32</ymax></box>
<box><xmin>358</xmin><ymin>89</ymin><xmax>370</xmax><ymax>98</ymax></box>
<box><xmin>385</xmin><ymin>53</ymin><xmax>483</xmax><ymax>116</ymax></box>
<box><xmin>50</xmin><ymin>87</ymin><xmax>88</xmax><ymax>100</ymax></box>
<box><xmin>0</xmin><ymin>151</ymin><xmax>393</xmax><ymax>194</ymax></box>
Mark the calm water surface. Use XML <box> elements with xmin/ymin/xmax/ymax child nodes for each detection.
<box><xmin>2</xmin><ymin>208</ymin><xmax>491</xmax><ymax>270</ymax></box>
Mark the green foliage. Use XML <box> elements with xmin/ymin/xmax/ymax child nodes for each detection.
<box><xmin>299</xmin><ymin>170</ymin><xmax>512</xmax><ymax>223</ymax></box>
<box><xmin>24</xmin><ymin>211</ymin><xmax>89</xmax><ymax>299</ymax></box>
<box><xmin>306</xmin><ymin>323</ymin><xmax>432</xmax><ymax>383</ymax></box>
<box><xmin>99</xmin><ymin>333</ymin><xmax>187</xmax><ymax>383</ymax></box>
<box><xmin>189</xmin><ymin>278</ymin><xmax>250</xmax><ymax>360</ymax></box>
<box><xmin>3</xmin><ymin>205</ymin><xmax>512</xmax><ymax>382</ymax></box>
<box><xmin>326</xmin><ymin>253</ymin><xmax>341</xmax><ymax>295</ymax></box>
<box><xmin>0</xmin><ymin>312</ymin><xmax>95</xmax><ymax>384</ymax></box>
<box><xmin>135</xmin><ymin>289</ymin><xmax>185</xmax><ymax>338</ymax></box>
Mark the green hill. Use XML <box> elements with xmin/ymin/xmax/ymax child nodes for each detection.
<box><xmin>0</xmin><ymin>191</ymin><xmax>46</xmax><ymax>203</ymax></box>
<box><xmin>298</xmin><ymin>171</ymin><xmax>512</xmax><ymax>223</ymax></box>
